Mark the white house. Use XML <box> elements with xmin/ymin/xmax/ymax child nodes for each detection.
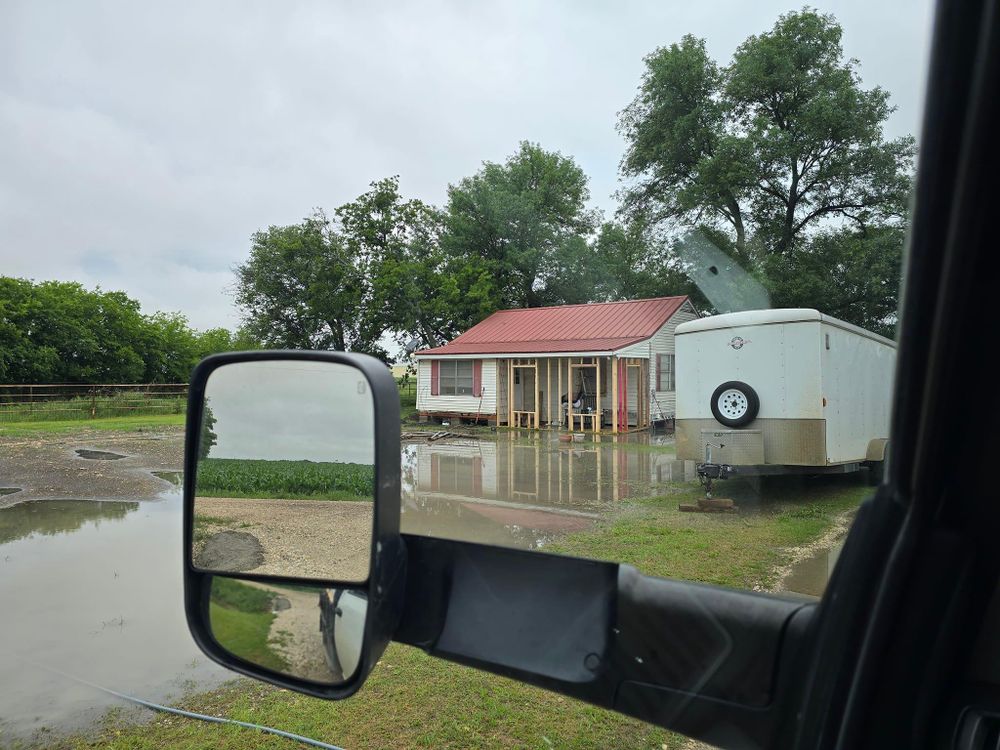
<box><xmin>414</xmin><ymin>296</ymin><xmax>697</xmax><ymax>433</ymax></box>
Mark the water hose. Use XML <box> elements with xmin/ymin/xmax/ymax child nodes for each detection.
<box><xmin>35</xmin><ymin>663</ymin><xmax>347</xmax><ymax>750</ymax></box>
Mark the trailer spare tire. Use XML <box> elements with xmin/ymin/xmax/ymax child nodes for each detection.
<box><xmin>710</xmin><ymin>381</ymin><xmax>760</xmax><ymax>428</ymax></box>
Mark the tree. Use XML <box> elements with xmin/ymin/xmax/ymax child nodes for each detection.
<box><xmin>618</xmin><ymin>10</ymin><xmax>915</xmax><ymax>262</ymax></box>
<box><xmin>335</xmin><ymin>177</ymin><xmax>459</xmax><ymax>350</ymax></box>
<box><xmin>762</xmin><ymin>224</ymin><xmax>905</xmax><ymax>337</ymax></box>
<box><xmin>233</xmin><ymin>211</ymin><xmax>388</xmax><ymax>358</ymax></box>
<box><xmin>198</xmin><ymin>400</ymin><xmax>217</xmax><ymax>459</ymax></box>
<box><xmin>589</xmin><ymin>220</ymin><xmax>702</xmax><ymax>304</ymax></box>
<box><xmin>442</xmin><ymin>141</ymin><xmax>599</xmax><ymax>317</ymax></box>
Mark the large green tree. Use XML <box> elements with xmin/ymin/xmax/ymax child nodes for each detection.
<box><xmin>0</xmin><ymin>277</ymin><xmax>250</xmax><ymax>384</ymax></box>
<box><xmin>442</xmin><ymin>141</ymin><xmax>599</xmax><ymax>318</ymax></box>
<box><xmin>335</xmin><ymin>177</ymin><xmax>460</xmax><ymax>350</ymax></box>
<box><xmin>618</xmin><ymin>9</ymin><xmax>915</xmax><ymax>332</ymax></box>
<box><xmin>233</xmin><ymin>211</ymin><xmax>387</xmax><ymax>357</ymax></box>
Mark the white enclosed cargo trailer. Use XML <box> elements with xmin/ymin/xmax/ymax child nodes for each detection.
<box><xmin>674</xmin><ymin>309</ymin><xmax>896</xmax><ymax>485</ymax></box>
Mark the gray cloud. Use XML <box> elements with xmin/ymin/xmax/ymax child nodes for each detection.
<box><xmin>0</xmin><ymin>0</ymin><xmax>934</xmax><ymax>330</ymax></box>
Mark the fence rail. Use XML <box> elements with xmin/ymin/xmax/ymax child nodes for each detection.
<box><xmin>0</xmin><ymin>383</ymin><xmax>189</xmax><ymax>423</ymax></box>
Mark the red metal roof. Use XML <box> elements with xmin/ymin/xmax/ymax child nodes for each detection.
<box><xmin>416</xmin><ymin>296</ymin><xmax>689</xmax><ymax>356</ymax></box>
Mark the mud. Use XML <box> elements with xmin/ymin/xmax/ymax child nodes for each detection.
<box><xmin>75</xmin><ymin>449</ymin><xmax>126</xmax><ymax>460</ymax></box>
<box><xmin>0</xmin><ymin>426</ymin><xmax>185</xmax><ymax>508</ymax></box>
<box><xmin>195</xmin><ymin>530</ymin><xmax>265</xmax><ymax>571</ymax></box>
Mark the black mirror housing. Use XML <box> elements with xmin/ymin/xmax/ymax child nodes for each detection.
<box><xmin>182</xmin><ymin>350</ymin><xmax>405</xmax><ymax>699</ymax></box>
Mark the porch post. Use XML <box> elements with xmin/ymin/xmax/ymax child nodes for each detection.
<box><xmin>507</xmin><ymin>359</ymin><xmax>513</xmax><ymax>428</ymax></box>
<box><xmin>595</xmin><ymin>357</ymin><xmax>602</xmax><ymax>434</ymax></box>
<box><xmin>557</xmin><ymin>358</ymin><xmax>563</xmax><ymax>427</ymax></box>
<box><xmin>546</xmin><ymin>359</ymin><xmax>551</xmax><ymax>428</ymax></box>
<box><xmin>567</xmin><ymin>364</ymin><xmax>574</xmax><ymax>430</ymax></box>
<box><xmin>612</xmin><ymin>356</ymin><xmax>619</xmax><ymax>434</ymax></box>
<box><xmin>533</xmin><ymin>360</ymin><xmax>539</xmax><ymax>429</ymax></box>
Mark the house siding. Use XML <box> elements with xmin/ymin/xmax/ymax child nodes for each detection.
<box><xmin>417</xmin><ymin>358</ymin><xmax>498</xmax><ymax>415</ymax></box>
<box><xmin>617</xmin><ymin>300</ymin><xmax>698</xmax><ymax>421</ymax></box>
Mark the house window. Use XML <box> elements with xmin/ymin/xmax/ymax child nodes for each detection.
<box><xmin>440</xmin><ymin>360</ymin><xmax>474</xmax><ymax>395</ymax></box>
<box><xmin>657</xmin><ymin>354</ymin><xmax>675</xmax><ymax>391</ymax></box>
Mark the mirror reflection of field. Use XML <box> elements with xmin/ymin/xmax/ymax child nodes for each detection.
<box><xmin>209</xmin><ymin>577</ymin><xmax>341</xmax><ymax>684</ymax></box>
<box><xmin>195</xmin><ymin>458</ymin><xmax>374</xmax><ymax>501</ymax></box>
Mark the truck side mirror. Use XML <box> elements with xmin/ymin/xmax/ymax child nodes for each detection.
<box><xmin>182</xmin><ymin>351</ymin><xmax>405</xmax><ymax>699</ymax></box>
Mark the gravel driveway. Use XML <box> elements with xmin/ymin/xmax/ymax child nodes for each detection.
<box><xmin>193</xmin><ymin>496</ymin><xmax>372</xmax><ymax>582</ymax></box>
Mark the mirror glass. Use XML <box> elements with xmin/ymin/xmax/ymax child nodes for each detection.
<box><xmin>208</xmin><ymin>575</ymin><xmax>367</xmax><ymax>685</ymax></box>
<box><xmin>191</xmin><ymin>360</ymin><xmax>374</xmax><ymax>582</ymax></box>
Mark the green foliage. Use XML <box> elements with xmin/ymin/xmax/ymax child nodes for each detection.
<box><xmin>618</xmin><ymin>9</ymin><xmax>915</xmax><ymax>332</ymax></box>
<box><xmin>196</xmin><ymin>458</ymin><xmax>374</xmax><ymax>500</ymax></box>
<box><xmin>0</xmin><ymin>277</ymin><xmax>259</xmax><ymax>384</ymax></box>
<box><xmin>762</xmin><ymin>225</ymin><xmax>905</xmax><ymax>337</ymax></box>
<box><xmin>198</xmin><ymin>401</ymin><xmax>217</xmax><ymax>460</ymax></box>
<box><xmin>336</xmin><ymin>177</ymin><xmax>462</xmax><ymax>350</ymax></box>
<box><xmin>441</xmin><ymin>141</ymin><xmax>600</xmax><ymax>324</ymax></box>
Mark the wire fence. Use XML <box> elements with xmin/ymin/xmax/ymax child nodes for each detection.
<box><xmin>0</xmin><ymin>384</ymin><xmax>189</xmax><ymax>423</ymax></box>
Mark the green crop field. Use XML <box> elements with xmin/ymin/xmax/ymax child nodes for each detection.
<box><xmin>195</xmin><ymin>458</ymin><xmax>374</xmax><ymax>500</ymax></box>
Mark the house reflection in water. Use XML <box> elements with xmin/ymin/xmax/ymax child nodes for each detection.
<box><xmin>400</xmin><ymin>434</ymin><xmax>697</xmax><ymax>551</ymax></box>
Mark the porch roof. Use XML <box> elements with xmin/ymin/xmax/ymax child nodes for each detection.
<box><xmin>416</xmin><ymin>296</ymin><xmax>688</xmax><ymax>357</ymax></box>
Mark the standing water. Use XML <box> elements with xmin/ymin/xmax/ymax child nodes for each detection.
<box><xmin>0</xmin><ymin>491</ymin><xmax>229</xmax><ymax>742</ymax></box>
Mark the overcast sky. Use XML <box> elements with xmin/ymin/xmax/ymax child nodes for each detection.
<box><xmin>206</xmin><ymin>360</ymin><xmax>375</xmax><ymax>464</ymax></box>
<box><xmin>0</xmin><ymin>1</ymin><xmax>934</xmax><ymax>331</ymax></box>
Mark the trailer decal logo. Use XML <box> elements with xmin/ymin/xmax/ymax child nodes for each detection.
<box><xmin>729</xmin><ymin>336</ymin><xmax>749</xmax><ymax>350</ymax></box>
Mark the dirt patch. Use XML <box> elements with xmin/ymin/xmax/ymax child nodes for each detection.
<box><xmin>74</xmin><ymin>448</ymin><xmax>127</xmax><ymax>460</ymax></box>
<box><xmin>0</xmin><ymin>427</ymin><xmax>184</xmax><ymax>508</ymax></box>
<box><xmin>195</xmin><ymin>530</ymin><xmax>265</xmax><ymax>571</ymax></box>
<box><xmin>194</xmin><ymin>497</ymin><xmax>372</xmax><ymax>581</ymax></box>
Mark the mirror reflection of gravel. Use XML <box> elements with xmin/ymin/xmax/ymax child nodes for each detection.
<box><xmin>195</xmin><ymin>530</ymin><xmax>265</xmax><ymax>571</ymax></box>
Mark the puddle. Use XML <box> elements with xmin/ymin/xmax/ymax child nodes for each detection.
<box><xmin>152</xmin><ymin>470</ymin><xmax>183</xmax><ymax>487</ymax></box>
<box><xmin>1</xmin><ymin>487</ymin><xmax>22</xmax><ymax>496</ymax></box>
<box><xmin>783</xmin><ymin>541</ymin><xmax>844</xmax><ymax>598</ymax></box>
<box><xmin>0</xmin><ymin>493</ymin><xmax>229</xmax><ymax>740</ymax></box>
<box><xmin>400</xmin><ymin>434</ymin><xmax>696</xmax><ymax>550</ymax></box>
<box><xmin>74</xmin><ymin>449</ymin><xmax>126</xmax><ymax>461</ymax></box>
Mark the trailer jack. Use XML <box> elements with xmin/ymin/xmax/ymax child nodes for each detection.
<box><xmin>680</xmin><ymin>443</ymin><xmax>739</xmax><ymax>513</ymax></box>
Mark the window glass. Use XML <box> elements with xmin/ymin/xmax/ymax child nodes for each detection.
<box><xmin>439</xmin><ymin>360</ymin><xmax>473</xmax><ymax>396</ymax></box>
<box><xmin>2</xmin><ymin>1</ymin><xmax>931</xmax><ymax>747</ymax></box>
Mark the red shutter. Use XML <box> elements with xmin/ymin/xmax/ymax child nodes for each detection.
<box><xmin>430</xmin><ymin>360</ymin><xmax>440</xmax><ymax>396</ymax></box>
<box><xmin>472</xmin><ymin>359</ymin><xmax>482</xmax><ymax>396</ymax></box>
<box><xmin>655</xmin><ymin>354</ymin><xmax>662</xmax><ymax>392</ymax></box>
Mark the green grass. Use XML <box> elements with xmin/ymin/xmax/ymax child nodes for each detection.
<box><xmin>196</xmin><ymin>458</ymin><xmax>374</xmax><ymax>501</ymax></box>
<box><xmin>0</xmin><ymin>413</ymin><xmax>185</xmax><ymax>437</ymax></box>
<box><xmin>209</xmin><ymin>580</ymin><xmax>288</xmax><ymax>674</ymax></box>
<box><xmin>0</xmin><ymin>394</ymin><xmax>186</xmax><ymax>424</ymax></box>
<box><xmin>52</xmin><ymin>473</ymin><xmax>870</xmax><ymax>750</ymax></box>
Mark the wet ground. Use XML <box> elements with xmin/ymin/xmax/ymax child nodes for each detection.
<box><xmin>0</xmin><ymin>492</ymin><xmax>230</xmax><ymax>743</ymax></box>
<box><xmin>0</xmin><ymin>427</ymin><xmax>185</xmax><ymax>508</ymax></box>
<box><xmin>0</xmin><ymin>425</ymin><xmax>844</xmax><ymax>741</ymax></box>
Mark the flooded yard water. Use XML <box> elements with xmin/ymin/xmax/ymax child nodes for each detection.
<box><xmin>400</xmin><ymin>432</ymin><xmax>697</xmax><ymax>550</ymax></box>
<box><xmin>0</xmin><ymin>490</ymin><xmax>229</xmax><ymax>742</ymax></box>
<box><xmin>0</xmin><ymin>427</ymin><xmax>849</xmax><ymax>742</ymax></box>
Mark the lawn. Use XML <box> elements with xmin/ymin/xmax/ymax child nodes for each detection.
<box><xmin>209</xmin><ymin>578</ymin><xmax>288</xmax><ymax>674</ymax></box>
<box><xmin>54</xmin><ymin>473</ymin><xmax>871</xmax><ymax>750</ymax></box>
<box><xmin>0</xmin><ymin>413</ymin><xmax>186</xmax><ymax>438</ymax></box>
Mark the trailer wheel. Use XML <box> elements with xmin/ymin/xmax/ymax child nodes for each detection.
<box><xmin>866</xmin><ymin>460</ymin><xmax>885</xmax><ymax>486</ymax></box>
<box><xmin>710</xmin><ymin>381</ymin><xmax>759</xmax><ymax>428</ymax></box>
